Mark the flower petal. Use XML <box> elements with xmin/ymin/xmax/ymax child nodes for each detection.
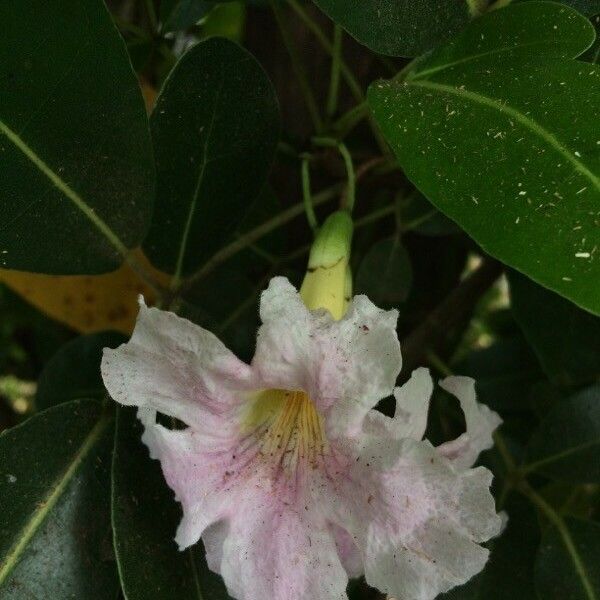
<box><xmin>324</xmin><ymin>295</ymin><xmax>401</xmax><ymax>437</ymax></box>
<box><xmin>392</xmin><ymin>367</ymin><xmax>433</xmax><ymax>440</ymax></box>
<box><xmin>327</xmin><ymin>436</ymin><xmax>501</xmax><ymax>600</ymax></box>
<box><xmin>102</xmin><ymin>300</ymin><xmax>255</xmax><ymax>430</ymax></box>
<box><xmin>218</xmin><ymin>502</ymin><xmax>348</xmax><ymax>600</ymax></box>
<box><xmin>330</xmin><ymin>522</ymin><xmax>364</xmax><ymax>579</ymax></box>
<box><xmin>138</xmin><ymin>409</ymin><xmax>241</xmax><ymax>549</ymax></box>
<box><xmin>437</xmin><ymin>376</ymin><xmax>503</xmax><ymax>468</ymax></box>
<box><xmin>254</xmin><ymin>278</ymin><xmax>402</xmax><ymax>436</ymax></box>
<box><xmin>253</xmin><ymin>277</ymin><xmax>315</xmax><ymax>391</ymax></box>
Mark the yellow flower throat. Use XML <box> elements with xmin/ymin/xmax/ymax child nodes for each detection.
<box><xmin>243</xmin><ymin>211</ymin><xmax>353</xmax><ymax>473</ymax></box>
<box><xmin>244</xmin><ymin>389</ymin><xmax>327</xmax><ymax>472</ymax></box>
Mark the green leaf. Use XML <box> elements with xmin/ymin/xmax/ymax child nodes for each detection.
<box><xmin>0</xmin><ymin>0</ymin><xmax>154</xmax><ymax>274</ymax></box>
<box><xmin>524</xmin><ymin>384</ymin><xmax>600</xmax><ymax>483</ymax></box>
<box><xmin>581</xmin><ymin>13</ymin><xmax>600</xmax><ymax>64</ymax></box>
<box><xmin>535</xmin><ymin>517</ymin><xmax>600</xmax><ymax>599</ymax></box>
<box><xmin>112</xmin><ymin>407</ymin><xmax>232</xmax><ymax>599</ymax></box>
<box><xmin>443</xmin><ymin>499</ymin><xmax>540</xmax><ymax>599</ymax></box>
<box><xmin>143</xmin><ymin>37</ymin><xmax>279</xmax><ymax>279</ymax></box>
<box><xmin>36</xmin><ymin>331</ymin><xmax>127</xmax><ymax>411</ymax></box>
<box><xmin>412</xmin><ymin>1</ymin><xmax>595</xmax><ymax>79</ymax></box>
<box><xmin>230</xmin><ymin>185</ymin><xmax>286</xmax><ymax>271</ymax></box>
<box><xmin>509</xmin><ymin>271</ymin><xmax>600</xmax><ymax>386</ymax></box>
<box><xmin>356</xmin><ymin>236</ymin><xmax>412</xmax><ymax>305</ymax></box>
<box><xmin>368</xmin><ymin>2</ymin><xmax>600</xmax><ymax>315</ymax></box>
<box><xmin>0</xmin><ymin>399</ymin><xmax>117</xmax><ymax>598</ymax></box>
<box><xmin>403</xmin><ymin>193</ymin><xmax>461</xmax><ymax>236</ymax></box>
<box><xmin>312</xmin><ymin>0</ymin><xmax>472</xmax><ymax>57</ymax></box>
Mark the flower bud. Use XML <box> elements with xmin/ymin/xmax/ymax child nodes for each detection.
<box><xmin>299</xmin><ymin>211</ymin><xmax>353</xmax><ymax>320</ymax></box>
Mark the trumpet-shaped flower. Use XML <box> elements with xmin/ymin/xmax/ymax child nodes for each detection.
<box><xmin>102</xmin><ymin>278</ymin><xmax>500</xmax><ymax>600</ymax></box>
<box><xmin>102</xmin><ymin>276</ymin><xmax>502</xmax><ymax>600</ymax></box>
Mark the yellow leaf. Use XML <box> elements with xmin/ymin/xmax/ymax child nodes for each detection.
<box><xmin>140</xmin><ymin>78</ymin><xmax>157</xmax><ymax>113</ymax></box>
<box><xmin>0</xmin><ymin>250</ymin><xmax>171</xmax><ymax>335</ymax></box>
<box><xmin>0</xmin><ymin>83</ymin><xmax>167</xmax><ymax>336</ymax></box>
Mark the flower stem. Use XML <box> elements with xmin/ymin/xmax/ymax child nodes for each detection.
<box><xmin>332</xmin><ymin>102</ymin><xmax>368</xmax><ymax>137</ymax></box>
<box><xmin>270</xmin><ymin>0</ymin><xmax>323</xmax><ymax>133</ymax></box>
<box><xmin>326</xmin><ymin>25</ymin><xmax>343</xmax><ymax>118</ymax></box>
<box><xmin>286</xmin><ymin>0</ymin><xmax>363</xmax><ymax>103</ymax></box>
<box><xmin>426</xmin><ymin>352</ymin><xmax>453</xmax><ymax>377</ymax></box>
<box><xmin>337</xmin><ymin>143</ymin><xmax>355</xmax><ymax>212</ymax></box>
<box><xmin>284</xmin><ymin>0</ymin><xmax>389</xmax><ymax>153</ymax></box>
<box><xmin>177</xmin><ymin>182</ymin><xmax>344</xmax><ymax>293</ymax></box>
<box><xmin>143</xmin><ymin>0</ymin><xmax>158</xmax><ymax>32</ymax></box>
<box><xmin>218</xmin><ymin>199</ymin><xmax>411</xmax><ymax>333</ymax></box>
<box><xmin>301</xmin><ymin>157</ymin><xmax>319</xmax><ymax>233</ymax></box>
<box><xmin>312</xmin><ymin>137</ymin><xmax>355</xmax><ymax>212</ymax></box>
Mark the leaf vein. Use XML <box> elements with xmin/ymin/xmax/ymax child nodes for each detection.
<box><xmin>0</xmin><ymin>119</ymin><xmax>129</xmax><ymax>257</ymax></box>
<box><xmin>0</xmin><ymin>411</ymin><xmax>112</xmax><ymax>586</ymax></box>
<box><xmin>407</xmin><ymin>79</ymin><xmax>600</xmax><ymax>192</ymax></box>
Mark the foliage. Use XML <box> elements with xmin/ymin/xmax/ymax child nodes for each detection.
<box><xmin>0</xmin><ymin>0</ymin><xmax>598</xmax><ymax>598</ymax></box>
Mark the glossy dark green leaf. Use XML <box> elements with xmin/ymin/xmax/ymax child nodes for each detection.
<box><xmin>581</xmin><ymin>13</ymin><xmax>600</xmax><ymax>64</ymax></box>
<box><xmin>403</xmin><ymin>193</ymin><xmax>461</xmax><ymax>236</ymax></box>
<box><xmin>443</xmin><ymin>499</ymin><xmax>540</xmax><ymax>599</ymax></box>
<box><xmin>312</xmin><ymin>0</ymin><xmax>472</xmax><ymax>57</ymax></box>
<box><xmin>36</xmin><ymin>331</ymin><xmax>127</xmax><ymax>411</ymax></box>
<box><xmin>356</xmin><ymin>236</ymin><xmax>412</xmax><ymax>305</ymax></box>
<box><xmin>509</xmin><ymin>271</ymin><xmax>600</xmax><ymax>386</ymax></box>
<box><xmin>535</xmin><ymin>517</ymin><xmax>600</xmax><ymax>599</ymax></box>
<box><xmin>143</xmin><ymin>38</ymin><xmax>279</xmax><ymax>279</ymax></box>
<box><xmin>230</xmin><ymin>185</ymin><xmax>286</xmax><ymax>271</ymax></box>
<box><xmin>0</xmin><ymin>0</ymin><xmax>154</xmax><ymax>274</ymax></box>
<box><xmin>458</xmin><ymin>334</ymin><xmax>544</xmax><ymax>411</ymax></box>
<box><xmin>524</xmin><ymin>384</ymin><xmax>600</xmax><ymax>483</ymax></box>
<box><xmin>112</xmin><ymin>407</ymin><xmax>232</xmax><ymax>599</ymax></box>
<box><xmin>0</xmin><ymin>399</ymin><xmax>117</xmax><ymax>598</ymax></box>
<box><xmin>368</xmin><ymin>2</ymin><xmax>600</xmax><ymax>315</ymax></box>
<box><xmin>412</xmin><ymin>1</ymin><xmax>595</xmax><ymax>79</ymax></box>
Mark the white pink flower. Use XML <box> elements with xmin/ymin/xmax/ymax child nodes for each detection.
<box><xmin>101</xmin><ymin>276</ymin><xmax>502</xmax><ymax>600</ymax></box>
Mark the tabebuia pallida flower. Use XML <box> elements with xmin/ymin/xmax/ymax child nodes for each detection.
<box><xmin>101</xmin><ymin>207</ymin><xmax>502</xmax><ymax>600</ymax></box>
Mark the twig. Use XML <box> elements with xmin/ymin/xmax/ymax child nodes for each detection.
<box><xmin>270</xmin><ymin>0</ymin><xmax>323</xmax><ymax>132</ymax></box>
<box><xmin>285</xmin><ymin>0</ymin><xmax>389</xmax><ymax>153</ymax></box>
<box><xmin>326</xmin><ymin>25</ymin><xmax>343</xmax><ymax>117</ymax></box>
<box><xmin>177</xmin><ymin>183</ymin><xmax>343</xmax><ymax>293</ymax></box>
<box><xmin>301</xmin><ymin>157</ymin><xmax>319</xmax><ymax>232</ymax></box>
<box><xmin>286</xmin><ymin>0</ymin><xmax>363</xmax><ymax>102</ymax></box>
<box><xmin>312</xmin><ymin>137</ymin><xmax>355</xmax><ymax>211</ymax></box>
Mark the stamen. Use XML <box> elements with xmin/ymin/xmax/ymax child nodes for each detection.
<box><xmin>243</xmin><ymin>389</ymin><xmax>328</xmax><ymax>476</ymax></box>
